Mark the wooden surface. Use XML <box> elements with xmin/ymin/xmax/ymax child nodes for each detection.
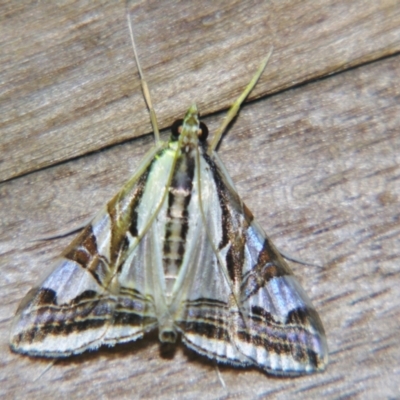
<box><xmin>1</xmin><ymin>0</ymin><xmax>400</xmax><ymax>398</ymax></box>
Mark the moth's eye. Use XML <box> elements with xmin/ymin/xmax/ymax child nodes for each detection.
<box><xmin>198</xmin><ymin>122</ymin><xmax>209</xmax><ymax>142</ymax></box>
<box><xmin>171</xmin><ymin>119</ymin><xmax>183</xmax><ymax>140</ymax></box>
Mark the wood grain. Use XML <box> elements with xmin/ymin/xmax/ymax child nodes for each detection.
<box><xmin>1</xmin><ymin>0</ymin><xmax>400</xmax><ymax>399</ymax></box>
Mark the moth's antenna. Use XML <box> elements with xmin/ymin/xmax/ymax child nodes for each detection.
<box><xmin>126</xmin><ymin>8</ymin><xmax>160</xmax><ymax>143</ymax></box>
<box><xmin>208</xmin><ymin>47</ymin><xmax>273</xmax><ymax>153</ymax></box>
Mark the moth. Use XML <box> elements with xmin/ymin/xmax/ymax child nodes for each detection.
<box><xmin>10</xmin><ymin>14</ymin><xmax>328</xmax><ymax>376</ymax></box>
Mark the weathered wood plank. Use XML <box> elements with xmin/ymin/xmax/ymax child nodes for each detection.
<box><xmin>2</xmin><ymin>55</ymin><xmax>400</xmax><ymax>400</ymax></box>
<box><xmin>1</xmin><ymin>0</ymin><xmax>400</xmax><ymax>181</ymax></box>
<box><xmin>1</xmin><ymin>1</ymin><xmax>400</xmax><ymax>399</ymax></box>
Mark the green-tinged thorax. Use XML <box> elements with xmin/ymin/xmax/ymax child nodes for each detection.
<box><xmin>179</xmin><ymin>104</ymin><xmax>202</xmax><ymax>147</ymax></box>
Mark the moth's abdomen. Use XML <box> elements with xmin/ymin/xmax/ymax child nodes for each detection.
<box><xmin>162</xmin><ymin>149</ymin><xmax>195</xmax><ymax>301</ymax></box>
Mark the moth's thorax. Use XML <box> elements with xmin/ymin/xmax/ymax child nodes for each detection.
<box><xmin>179</xmin><ymin>104</ymin><xmax>202</xmax><ymax>147</ymax></box>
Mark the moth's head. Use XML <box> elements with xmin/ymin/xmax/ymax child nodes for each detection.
<box><xmin>170</xmin><ymin>104</ymin><xmax>209</xmax><ymax>145</ymax></box>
